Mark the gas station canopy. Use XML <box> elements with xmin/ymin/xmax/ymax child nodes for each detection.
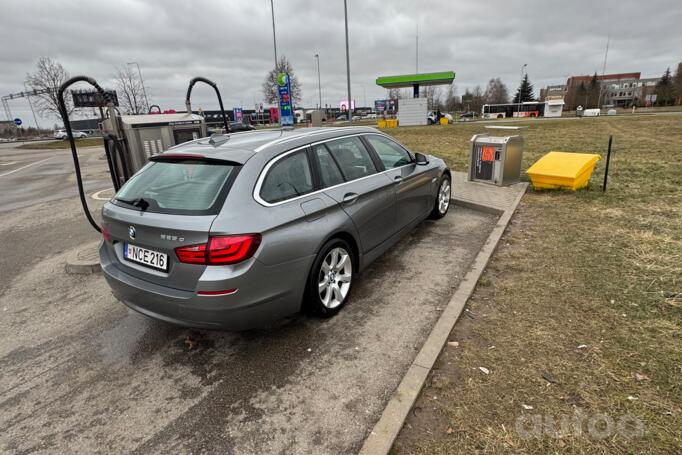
<box><xmin>375</xmin><ymin>71</ymin><xmax>456</xmax><ymax>89</ymax></box>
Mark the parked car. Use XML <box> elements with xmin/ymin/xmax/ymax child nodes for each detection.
<box><xmin>54</xmin><ymin>130</ymin><xmax>88</xmax><ymax>139</ymax></box>
<box><xmin>229</xmin><ymin>121</ymin><xmax>256</xmax><ymax>132</ymax></box>
<box><xmin>335</xmin><ymin>114</ymin><xmax>348</xmax><ymax>121</ymax></box>
<box><xmin>99</xmin><ymin>127</ymin><xmax>452</xmax><ymax>330</ymax></box>
<box><xmin>351</xmin><ymin>115</ymin><xmax>362</xmax><ymax>121</ymax></box>
<box><xmin>583</xmin><ymin>108</ymin><xmax>601</xmax><ymax>117</ymax></box>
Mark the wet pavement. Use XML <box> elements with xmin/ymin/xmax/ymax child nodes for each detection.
<box><xmin>0</xmin><ymin>194</ymin><xmax>496</xmax><ymax>454</ymax></box>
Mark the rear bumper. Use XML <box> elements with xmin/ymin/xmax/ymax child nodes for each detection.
<box><xmin>100</xmin><ymin>243</ymin><xmax>313</xmax><ymax>330</ymax></box>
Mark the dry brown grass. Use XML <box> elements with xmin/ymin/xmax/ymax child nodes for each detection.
<box><xmin>385</xmin><ymin>115</ymin><xmax>682</xmax><ymax>454</ymax></box>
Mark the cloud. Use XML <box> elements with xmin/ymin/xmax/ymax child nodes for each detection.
<box><xmin>1</xmin><ymin>0</ymin><xmax>680</xmax><ymax>126</ymax></box>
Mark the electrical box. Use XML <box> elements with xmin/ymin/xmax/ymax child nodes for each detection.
<box><xmin>468</xmin><ymin>134</ymin><xmax>523</xmax><ymax>186</ymax></box>
<box><xmin>101</xmin><ymin>113</ymin><xmax>207</xmax><ymax>177</ymax></box>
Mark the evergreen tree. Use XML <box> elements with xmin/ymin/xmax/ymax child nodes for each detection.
<box><xmin>588</xmin><ymin>73</ymin><xmax>601</xmax><ymax>108</ymax></box>
<box><xmin>655</xmin><ymin>67</ymin><xmax>674</xmax><ymax>106</ymax></box>
<box><xmin>674</xmin><ymin>63</ymin><xmax>682</xmax><ymax>105</ymax></box>
<box><xmin>512</xmin><ymin>74</ymin><xmax>535</xmax><ymax>103</ymax></box>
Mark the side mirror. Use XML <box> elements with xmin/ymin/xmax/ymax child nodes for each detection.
<box><xmin>415</xmin><ymin>152</ymin><xmax>429</xmax><ymax>165</ymax></box>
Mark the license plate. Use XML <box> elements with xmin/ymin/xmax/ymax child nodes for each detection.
<box><xmin>124</xmin><ymin>243</ymin><xmax>168</xmax><ymax>271</ymax></box>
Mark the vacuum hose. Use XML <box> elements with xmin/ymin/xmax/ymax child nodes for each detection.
<box><xmin>57</xmin><ymin>76</ymin><xmax>114</xmax><ymax>233</ymax></box>
<box><xmin>185</xmin><ymin>77</ymin><xmax>230</xmax><ymax>133</ymax></box>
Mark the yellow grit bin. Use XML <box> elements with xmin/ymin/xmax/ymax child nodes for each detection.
<box><xmin>527</xmin><ymin>151</ymin><xmax>601</xmax><ymax>190</ymax></box>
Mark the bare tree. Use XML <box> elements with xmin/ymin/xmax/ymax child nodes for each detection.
<box><xmin>484</xmin><ymin>78</ymin><xmax>510</xmax><ymax>104</ymax></box>
<box><xmin>443</xmin><ymin>83</ymin><xmax>459</xmax><ymax>111</ymax></box>
<box><xmin>421</xmin><ymin>86</ymin><xmax>443</xmax><ymax>110</ymax></box>
<box><xmin>114</xmin><ymin>65</ymin><xmax>148</xmax><ymax>114</ymax></box>
<box><xmin>262</xmin><ymin>56</ymin><xmax>302</xmax><ymax>105</ymax></box>
<box><xmin>25</xmin><ymin>57</ymin><xmax>73</xmax><ymax>122</ymax></box>
<box><xmin>470</xmin><ymin>85</ymin><xmax>485</xmax><ymax>113</ymax></box>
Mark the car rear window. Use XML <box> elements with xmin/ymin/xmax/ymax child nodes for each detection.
<box><xmin>113</xmin><ymin>160</ymin><xmax>238</xmax><ymax>215</ymax></box>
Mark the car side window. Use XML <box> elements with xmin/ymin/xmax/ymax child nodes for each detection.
<box><xmin>365</xmin><ymin>135</ymin><xmax>413</xmax><ymax>168</ymax></box>
<box><xmin>325</xmin><ymin>136</ymin><xmax>377</xmax><ymax>181</ymax></box>
<box><xmin>313</xmin><ymin>144</ymin><xmax>345</xmax><ymax>187</ymax></box>
<box><xmin>260</xmin><ymin>150</ymin><xmax>314</xmax><ymax>203</ymax></box>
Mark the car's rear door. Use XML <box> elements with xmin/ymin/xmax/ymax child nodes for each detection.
<box><xmin>315</xmin><ymin>136</ymin><xmax>395</xmax><ymax>253</ymax></box>
<box><xmin>101</xmin><ymin>155</ymin><xmax>239</xmax><ymax>291</ymax></box>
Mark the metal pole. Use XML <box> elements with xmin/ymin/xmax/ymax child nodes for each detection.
<box><xmin>270</xmin><ymin>0</ymin><xmax>278</xmax><ymax>70</ymax></box>
<box><xmin>315</xmin><ymin>54</ymin><xmax>322</xmax><ymax>109</ymax></box>
<box><xmin>344</xmin><ymin>0</ymin><xmax>352</xmax><ymax>124</ymax></box>
<box><xmin>602</xmin><ymin>135</ymin><xmax>613</xmax><ymax>192</ymax></box>
<box><xmin>24</xmin><ymin>83</ymin><xmax>41</xmax><ymax>130</ymax></box>
<box><xmin>517</xmin><ymin>63</ymin><xmax>527</xmax><ymax>117</ymax></box>
<box><xmin>127</xmin><ymin>62</ymin><xmax>150</xmax><ymax>112</ymax></box>
<box><xmin>416</xmin><ymin>23</ymin><xmax>419</xmax><ymax>73</ymax></box>
<box><xmin>597</xmin><ymin>36</ymin><xmax>609</xmax><ymax>109</ymax></box>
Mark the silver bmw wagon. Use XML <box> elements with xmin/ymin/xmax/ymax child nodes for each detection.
<box><xmin>100</xmin><ymin>127</ymin><xmax>451</xmax><ymax>330</ymax></box>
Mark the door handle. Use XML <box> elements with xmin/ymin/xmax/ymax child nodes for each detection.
<box><xmin>342</xmin><ymin>193</ymin><xmax>359</xmax><ymax>204</ymax></box>
<box><xmin>393</xmin><ymin>176</ymin><xmax>403</xmax><ymax>184</ymax></box>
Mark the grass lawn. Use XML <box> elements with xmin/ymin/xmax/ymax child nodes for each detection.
<box><xmin>384</xmin><ymin>115</ymin><xmax>682</xmax><ymax>453</ymax></box>
<box><xmin>18</xmin><ymin>137</ymin><xmax>104</xmax><ymax>150</ymax></box>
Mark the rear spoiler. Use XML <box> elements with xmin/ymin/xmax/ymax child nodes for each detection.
<box><xmin>150</xmin><ymin>153</ymin><xmax>240</xmax><ymax>165</ymax></box>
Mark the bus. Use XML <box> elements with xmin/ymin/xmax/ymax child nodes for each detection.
<box><xmin>482</xmin><ymin>101</ymin><xmax>546</xmax><ymax>119</ymax></box>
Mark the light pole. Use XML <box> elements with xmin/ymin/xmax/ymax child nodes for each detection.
<box><xmin>344</xmin><ymin>0</ymin><xmax>352</xmax><ymax>124</ymax></box>
<box><xmin>517</xmin><ymin>63</ymin><xmax>527</xmax><ymax>117</ymax></box>
<box><xmin>127</xmin><ymin>62</ymin><xmax>150</xmax><ymax>112</ymax></box>
<box><xmin>315</xmin><ymin>54</ymin><xmax>322</xmax><ymax>109</ymax></box>
<box><xmin>270</xmin><ymin>0</ymin><xmax>278</xmax><ymax>70</ymax></box>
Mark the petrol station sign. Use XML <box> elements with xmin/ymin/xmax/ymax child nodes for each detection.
<box><xmin>277</xmin><ymin>72</ymin><xmax>294</xmax><ymax>127</ymax></box>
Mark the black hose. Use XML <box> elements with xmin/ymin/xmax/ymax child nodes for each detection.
<box><xmin>148</xmin><ymin>104</ymin><xmax>161</xmax><ymax>114</ymax></box>
<box><xmin>104</xmin><ymin>133</ymin><xmax>129</xmax><ymax>182</ymax></box>
<box><xmin>102</xmin><ymin>138</ymin><xmax>120</xmax><ymax>192</ymax></box>
<box><xmin>57</xmin><ymin>76</ymin><xmax>113</xmax><ymax>233</ymax></box>
<box><xmin>186</xmin><ymin>77</ymin><xmax>230</xmax><ymax>133</ymax></box>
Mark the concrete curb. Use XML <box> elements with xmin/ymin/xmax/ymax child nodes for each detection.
<box><xmin>65</xmin><ymin>241</ymin><xmax>102</xmax><ymax>275</ymax></box>
<box><xmin>358</xmin><ymin>184</ymin><xmax>528</xmax><ymax>455</ymax></box>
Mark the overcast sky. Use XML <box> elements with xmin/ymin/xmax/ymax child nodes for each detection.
<box><xmin>2</xmin><ymin>0</ymin><xmax>681</xmax><ymax>127</ymax></box>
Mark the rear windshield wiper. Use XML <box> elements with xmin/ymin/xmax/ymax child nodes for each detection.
<box><xmin>115</xmin><ymin>197</ymin><xmax>150</xmax><ymax>211</ymax></box>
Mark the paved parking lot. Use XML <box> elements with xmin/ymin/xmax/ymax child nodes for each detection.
<box><xmin>0</xmin><ymin>183</ymin><xmax>496</xmax><ymax>454</ymax></box>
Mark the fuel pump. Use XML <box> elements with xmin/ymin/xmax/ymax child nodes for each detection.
<box><xmin>57</xmin><ymin>75</ymin><xmax>230</xmax><ymax>232</ymax></box>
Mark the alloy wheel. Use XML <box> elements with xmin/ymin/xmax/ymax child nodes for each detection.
<box><xmin>438</xmin><ymin>179</ymin><xmax>451</xmax><ymax>214</ymax></box>
<box><xmin>318</xmin><ymin>247</ymin><xmax>352</xmax><ymax>309</ymax></box>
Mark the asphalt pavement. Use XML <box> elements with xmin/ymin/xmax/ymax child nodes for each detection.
<box><xmin>0</xmin><ymin>187</ymin><xmax>497</xmax><ymax>454</ymax></box>
<box><xmin>0</xmin><ymin>143</ymin><xmax>111</xmax><ymax>212</ymax></box>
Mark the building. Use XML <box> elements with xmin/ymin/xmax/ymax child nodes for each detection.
<box><xmin>0</xmin><ymin>120</ymin><xmax>14</xmax><ymax>135</ymax></box>
<box><xmin>539</xmin><ymin>84</ymin><xmax>566</xmax><ymax>101</ymax></box>
<box><xmin>562</xmin><ymin>72</ymin><xmax>664</xmax><ymax>109</ymax></box>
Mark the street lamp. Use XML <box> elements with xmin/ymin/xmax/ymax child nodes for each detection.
<box><xmin>127</xmin><ymin>61</ymin><xmax>150</xmax><ymax>113</ymax></box>
<box><xmin>344</xmin><ymin>0</ymin><xmax>352</xmax><ymax>124</ymax></box>
<box><xmin>517</xmin><ymin>63</ymin><xmax>527</xmax><ymax>118</ymax></box>
<box><xmin>315</xmin><ymin>54</ymin><xmax>322</xmax><ymax>109</ymax></box>
<box><xmin>270</xmin><ymin>0</ymin><xmax>278</xmax><ymax>70</ymax></box>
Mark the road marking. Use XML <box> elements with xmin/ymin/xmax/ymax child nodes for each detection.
<box><xmin>91</xmin><ymin>188</ymin><xmax>115</xmax><ymax>201</ymax></box>
<box><xmin>0</xmin><ymin>157</ymin><xmax>53</xmax><ymax>178</ymax></box>
<box><xmin>0</xmin><ymin>161</ymin><xmax>17</xmax><ymax>166</ymax></box>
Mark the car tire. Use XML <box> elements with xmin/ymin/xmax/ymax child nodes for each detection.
<box><xmin>429</xmin><ymin>174</ymin><xmax>451</xmax><ymax>219</ymax></box>
<box><xmin>304</xmin><ymin>238</ymin><xmax>355</xmax><ymax>317</ymax></box>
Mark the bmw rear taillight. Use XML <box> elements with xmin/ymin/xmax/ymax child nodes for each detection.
<box><xmin>102</xmin><ymin>226</ymin><xmax>111</xmax><ymax>242</ymax></box>
<box><xmin>175</xmin><ymin>234</ymin><xmax>261</xmax><ymax>265</ymax></box>
<box><xmin>175</xmin><ymin>243</ymin><xmax>207</xmax><ymax>264</ymax></box>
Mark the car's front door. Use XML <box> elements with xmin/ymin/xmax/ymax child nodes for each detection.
<box><xmin>314</xmin><ymin>136</ymin><xmax>395</xmax><ymax>253</ymax></box>
<box><xmin>364</xmin><ymin>134</ymin><xmax>433</xmax><ymax>230</ymax></box>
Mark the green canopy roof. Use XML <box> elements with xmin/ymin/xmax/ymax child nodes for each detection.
<box><xmin>375</xmin><ymin>71</ymin><xmax>455</xmax><ymax>88</ymax></box>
